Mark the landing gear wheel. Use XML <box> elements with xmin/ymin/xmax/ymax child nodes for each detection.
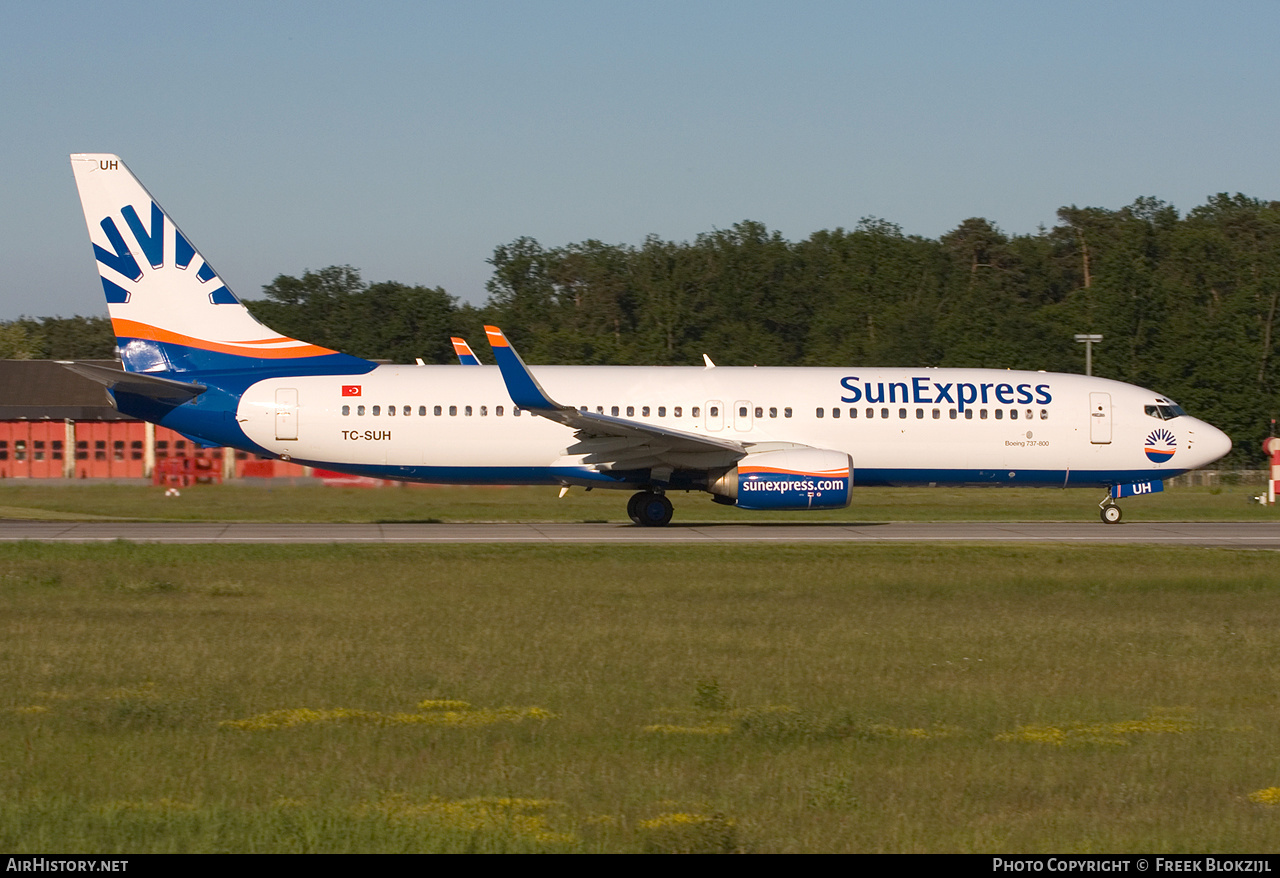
<box><xmin>629</xmin><ymin>491</ymin><xmax>673</xmax><ymax>527</ymax></box>
<box><xmin>627</xmin><ymin>492</ymin><xmax>645</xmax><ymax>525</ymax></box>
<box><xmin>1100</xmin><ymin>504</ymin><xmax>1122</xmax><ymax>524</ymax></box>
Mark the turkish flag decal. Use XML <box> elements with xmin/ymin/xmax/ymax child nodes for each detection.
<box><xmin>342</xmin><ymin>385</ymin><xmax>362</xmax><ymax>397</ymax></box>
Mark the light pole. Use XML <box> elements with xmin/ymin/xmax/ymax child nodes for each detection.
<box><xmin>1074</xmin><ymin>334</ymin><xmax>1103</xmax><ymax>376</ymax></box>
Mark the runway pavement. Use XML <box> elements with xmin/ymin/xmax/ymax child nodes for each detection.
<box><xmin>0</xmin><ymin>520</ymin><xmax>1276</xmax><ymax>548</ymax></box>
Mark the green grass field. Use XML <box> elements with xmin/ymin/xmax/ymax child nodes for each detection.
<box><xmin>4</xmin><ymin>542</ymin><xmax>1280</xmax><ymax>853</ymax></box>
<box><xmin>0</xmin><ymin>480</ymin><xmax>1274</xmax><ymax>523</ymax></box>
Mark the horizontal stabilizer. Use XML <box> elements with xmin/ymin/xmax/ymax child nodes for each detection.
<box><xmin>59</xmin><ymin>361</ymin><xmax>206</xmax><ymax>403</ymax></box>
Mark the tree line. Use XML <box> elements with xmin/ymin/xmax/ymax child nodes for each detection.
<box><xmin>5</xmin><ymin>192</ymin><xmax>1277</xmax><ymax>464</ymax></box>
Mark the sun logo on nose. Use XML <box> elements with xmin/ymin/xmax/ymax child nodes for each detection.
<box><xmin>1145</xmin><ymin>427</ymin><xmax>1176</xmax><ymax>463</ymax></box>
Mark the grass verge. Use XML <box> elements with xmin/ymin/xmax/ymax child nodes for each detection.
<box><xmin>3</xmin><ymin>543</ymin><xmax>1280</xmax><ymax>852</ymax></box>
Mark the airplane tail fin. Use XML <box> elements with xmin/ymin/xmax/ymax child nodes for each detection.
<box><xmin>69</xmin><ymin>154</ymin><xmax>372</xmax><ymax>375</ymax></box>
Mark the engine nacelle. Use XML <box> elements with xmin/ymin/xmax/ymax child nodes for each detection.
<box><xmin>708</xmin><ymin>447</ymin><xmax>852</xmax><ymax>510</ymax></box>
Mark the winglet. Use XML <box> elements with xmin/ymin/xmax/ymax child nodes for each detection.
<box><xmin>451</xmin><ymin>337</ymin><xmax>481</xmax><ymax>365</ymax></box>
<box><xmin>484</xmin><ymin>326</ymin><xmax>560</xmax><ymax>410</ymax></box>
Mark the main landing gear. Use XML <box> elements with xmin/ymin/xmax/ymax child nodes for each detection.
<box><xmin>628</xmin><ymin>491</ymin><xmax>674</xmax><ymax>527</ymax></box>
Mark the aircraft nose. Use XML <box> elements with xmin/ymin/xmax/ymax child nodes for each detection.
<box><xmin>1191</xmin><ymin>421</ymin><xmax>1232</xmax><ymax>467</ymax></box>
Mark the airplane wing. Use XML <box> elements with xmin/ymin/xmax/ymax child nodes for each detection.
<box><xmin>483</xmin><ymin>325</ymin><xmax>746</xmax><ymax>473</ymax></box>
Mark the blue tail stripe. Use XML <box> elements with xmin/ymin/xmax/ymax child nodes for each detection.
<box><xmin>175</xmin><ymin>231</ymin><xmax>195</xmax><ymax>269</ymax></box>
<box><xmin>121</xmin><ymin>202</ymin><xmax>164</xmax><ymax>269</ymax></box>
<box><xmin>94</xmin><ymin>218</ymin><xmax>142</xmax><ymax>280</ymax></box>
<box><xmin>100</xmin><ymin>277</ymin><xmax>131</xmax><ymax>304</ymax></box>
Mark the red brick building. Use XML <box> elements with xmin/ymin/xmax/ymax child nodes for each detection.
<box><xmin>0</xmin><ymin>360</ymin><xmax>309</xmax><ymax>480</ymax></box>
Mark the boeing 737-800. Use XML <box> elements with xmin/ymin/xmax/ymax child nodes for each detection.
<box><xmin>66</xmin><ymin>154</ymin><xmax>1232</xmax><ymax>526</ymax></box>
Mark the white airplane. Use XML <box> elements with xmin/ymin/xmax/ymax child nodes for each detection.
<box><xmin>67</xmin><ymin>154</ymin><xmax>1232</xmax><ymax>526</ymax></box>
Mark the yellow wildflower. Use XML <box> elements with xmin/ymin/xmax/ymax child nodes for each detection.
<box><xmin>1249</xmin><ymin>788</ymin><xmax>1280</xmax><ymax>806</ymax></box>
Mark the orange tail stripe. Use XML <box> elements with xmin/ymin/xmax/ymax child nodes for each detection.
<box><xmin>111</xmin><ymin>319</ymin><xmax>338</xmax><ymax>359</ymax></box>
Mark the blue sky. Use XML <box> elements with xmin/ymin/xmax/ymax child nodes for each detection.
<box><xmin>4</xmin><ymin>1</ymin><xmax>1277</xmax><ymax>320</ymax></box>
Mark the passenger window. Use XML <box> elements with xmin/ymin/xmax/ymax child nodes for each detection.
<box><xmin>496</xmin><ymin>406</ymin><xmax>504</xmax><ymax>416</ymax></box>
<box><xmin>710</xmin><ymin>406</ymin><xmax>719</xmax><ymax>417</ymax></box>
<box><xmin>358</xmin><ymin>405</ymin><xmax>366</xmax><ymax>416</ymax></box>
<box><xmin>1040</xmin><ymin>409</ymin><xmax>1049</xmax><ymax>420</ymax></box>
<box><xmin>387</xmin><ymin>406</ymin><xmax>395</xmax><ymax>416</ymax></box>
<box><xmin>916</xmin><ymin>408</ymin><xmax>924</xmax><ymax>419</ymax></box>
<box><xmin>674</xmin><ymin>407</ymin><xmax>683</xmax><ymax>417</ymax></box>
<box><xmin>480</xmin><ymin>406</ymin><xmax>488</xmax><ymax>416</ymax></box>
<box><xmin>642</xmin><ymin>406</ymin><xmax>650</xmax><ymax>417</ymax></box>
<box><xmin>995</xmin><ymin>409</ymin><xmax>1003</xmax><ymax>420</ymax></box>
<box><xmin>949</xmin><ymin>409</ymin><xmax>956</xmax><ymax>419</ymax></box>
<box><xmin>449</xmin><ymin>406</ymin><xmax>457</xmax><ymax>416</ymax></box>
<box><xmin>832</xmin><ymin>408</ymin><xmax>840</xmax><ymax>419</ymax></box>
<box><xmin>880</xmin><ymin>408</ymin><xmax>888</xmax><ymax>419</ymax></box>
<box><xmin>933</xmin><ymin>409</ymin><xmax>940</xmax><ymax>419</ymax></box>
<box><xmin>465</xmin><ymin>406</ymin><xmax>473</xmax><ymax>416</ymax></box>
<box><xmin>965</xmin><ymin>409</ymin><xmax>973</xmax><ymax>420</ymax></box>
<box><xmin>658</xmin><ymin>407</ymin><xmax>666</xmax><ymax>417</ymax></box>
<box><xmin>1010</xmin><ymin>409</ymin><xmax>1018</xmax><ymax>420</ymax></box>
<box><xmin>433</xmin><ymin>405</ymin><xmax>442</xmax><ymax>416</ymax></box>
<box><xmin>419</xmin><ymin>406</ymin><xmax>427</xmax><ymax>416</ymax></box>
<box><xmin>980</xmin><ymin>409</ymin><xmax>987</xmax><ymax>420</ymax></box>
<box><xmin>785</xmin><ymin>407</ymin><xmax>793</xmax><ymax>418</ymax></box>
<box><xmin>693</xmin><ymin>407</ymin><xmax>701</xmax><ymax>417</ymax></box>
<box><xmin>899</xmin><ymin>408</ymin><xmax>907</xmax><ymax>419</ymax></box>
<box><xmin>754</xmin><ymin>407</ymin><xmax>763</xmax><ymax>418</ymax></box>
<box><xmin>849</xmin><ymin>408</ymin><xmax>857</xmax><ymax>418</ymax></box>
<box><xmin>514</xmin><ymin>408</ymin><xmax>522</xmax><ymax>416</ymax></box>
<box><xmin>597</xmin><ymin>406</ymin><xmax>604</xmax><ymax>414</ymax></box>
<box><xmin>769</xmin><ymin>407</ymin><xmax>777</xmax><ymax>418</ymax></box>
<box><xmin>404</xmin><ymin>406</ymin><xmax>411</xmax><ymax>416</ymax></box>
<box><xmin>1026</xmin><ymin>409</ymin><xmax>1034</xmax><ymax>420</ymax></box>
<box><xmin>866</xmin><ymin>408</ymin><xmax>874</xmax><ymax>419</ymax></box>
<box><xmin>342</xmin><ymin>405</ymin><xmax>350</xmax><ymax>416</ymax></box>
<box><xmin>372</xmin><ymin>406</ymin><xmax>381</xmax><ymax>416</ymax></box>
<box><xmin>626</xmin><ymin>406</ymin><xmax>634</xmax><ymax>417</ymax></box>
<box><xmin>611</xmin><ymin>406</ymin><xmax>619</xmax><ymax>416</ymax></box>
<box><xmin>816</xmin><ymin>408</ymin><xmax>824</xmax><ymax>418</ymax></box>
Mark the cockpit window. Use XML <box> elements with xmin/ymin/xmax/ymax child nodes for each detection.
<box><xmin>1144</xmin><ymin>404</ymin><xmax>1186</xmax><ymax>420</ymax></box>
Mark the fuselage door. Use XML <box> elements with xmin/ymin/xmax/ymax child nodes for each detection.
<box><xmin>275</xmin><ymin>388</ymin><xmax>298</xmax><ymax>440</ymax></box>
<box><xmin>705</xmin><ymin>400</ymin><xmax>724</xmax><ymax>432</ymax></box>
<box><xmin>1089</xmin><ymin>391</ymin><xmax>1111</xmax><ymax>444</ymax></box>
<box><xmin>733</xmin><ymin>400</ymin><xmax>753</xmax><ymax>432</ymax></box>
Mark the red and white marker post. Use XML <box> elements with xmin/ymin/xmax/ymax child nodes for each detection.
<box><xmin>1264</xmin><ymin>434</ymin><xmax>1280</xmax><ymax>505</ymax></box>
